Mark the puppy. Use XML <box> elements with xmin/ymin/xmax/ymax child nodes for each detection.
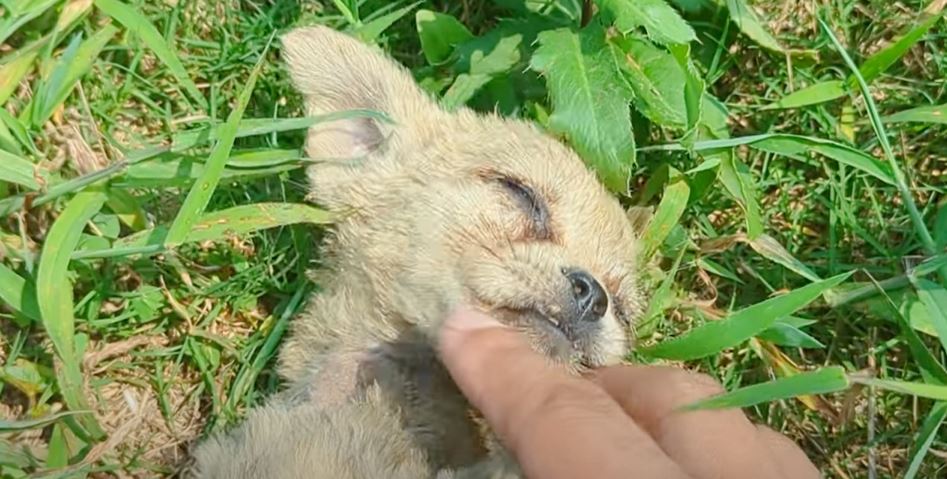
<box><xmin>191</xmin><ymin>25</ymin><xmax>644</xmax><ymax>478</ymax></box>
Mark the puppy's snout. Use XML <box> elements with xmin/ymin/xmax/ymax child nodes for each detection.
<box><xmin>564</xmin><ymin>269</ymin><xmax>608</xmax><ymax>322</ymax></box>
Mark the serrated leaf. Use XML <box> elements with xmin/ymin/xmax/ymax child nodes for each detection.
<box><xmin>530</xmin><ymin>26</ymin><xmax>636</xmax><ymax>194</ymax></box>
<box><xmin>37</xmin><ymin>189</ymin><xmax>107</xmax><ymax>438</ymax></box>
<box><xmin>93</xmin><ymin>0</ymin><xmax>207</xmax><ymax>109</ymax></box>
<box><xmin>612</xmin><ymin>36</ymin><xmax>686</xmax><ymax>128</ymax></box>
<box><xmin>762</xmin><ymin>80</ymin><xmax>846</xmax><ymax>110</ymax></box>
<box><xmin>685</xmin><ymin>366</ymin><xmax>849</xmax><ymax>410</ymax></box>
<box><xmin>598</xmin><ymin>0</ymin><xmax>696</xmax><ymax>45</ymax></box>
<box><xmin>416</xmin><ymin>9</ymin><xmax>474</xmax><ymax>65</ymax></box>
<box><xmin>883</xmin><ymin>104</ymin><xmax>947</xmax><ymax>124</ymax></box>
<box><xmin>726</xmin><ymin>0</ymin><xmax>784</xmax><ymax>52</ymax></box>
<box><xmin>642</xmin><ymin>272</ymin><xmax>852</xmax><ymax>360</ymax></box>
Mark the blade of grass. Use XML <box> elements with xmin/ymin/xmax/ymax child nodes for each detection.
<box><xmin>683</xmin><ymin>366</ymin><xmax>850</xmax><ymax>410</ymax></box>
<box><xmin>718</xmin><ymin>154</ymin><xmax>763</xmax><ymax>239</ymax></box>
<box><xmin>882</xmin><ymin>104</ymin><xmax>947</xmax><ymax>124</ymax></box>
<box><xmin>0</xmin><ymin>150</ymin><xmax>43</xmax><ymax>190</ymax></box>
<box><xmin>910</xmin><ymin>278</ymin><xmax>947</xmax><ymax>353</ymax></box>
<box><xmin>164</xmin><ymin>39</ymin><xmax>272</xmax><ymax>247</ymax></box>
<box><xmin>641</xmin><ymin>272</ymin><xmax>852</xmax><ymax>360</ymax></box>
<box><xmin>641</xmin><ymin>167</ymin><xmax>689</xmax><ymax>259</ymax></box>
<box><xmin>93</xmin><ymin>0</ymin><xmax>207</xmax><ymax>109</ymax></box>
<box><xmin>0</xmin><ymin>263</ymin><xmax>40</xmax><ymax>322</ymax></box>
<box><xmin>36</xmin><ymin>188</ymin><xmax>107</xmax><ymax>439</ymax></box>
<box><xmin>819</xmin><ymin>17</ymin><xmax>938</xmax><ymax>262</ymax></box>
<box><xmin>0</xmin><ymin>36</ymin><xmax>45</xmax><ymax>104</ymax></box>
<box><xmin>0</xmin><ymin>410</ymin><xmax>90</xmax><ymax>432</ymax></box>
<box><xmin>852</xmin><ymin>377</ymin><xmax>947</xmax><ymax>401</ymax></box>
<box><xmin>761</xmin><ymin>80</ymin><xmax>846</xmax><ymax>110</ymax></box>
<box><xmin>0</xmin><ymin>0</ymin><xmax>58</xmax><ymax>45</ymax></box>
<box><xmin>904</xmin><ymin>402</ymin><xmax>947</xmax><ymax>479</ymax></box>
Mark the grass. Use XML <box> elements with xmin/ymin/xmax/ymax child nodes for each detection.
<box><xmin>1</xmin><ymin>0</ymin><xmax>946</xmax><ymax>477</ymax></box>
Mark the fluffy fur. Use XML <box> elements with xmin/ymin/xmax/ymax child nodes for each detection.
<box><xmin>191</xmin><ymin>25</ymin><xmax>644</xmax><ymax>478</ymax></box>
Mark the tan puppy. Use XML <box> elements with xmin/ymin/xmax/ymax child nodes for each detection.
<box><xmin>191</xmin><ymin>25</ymin><xmax>644</xmax><ymax>478</ymax></box>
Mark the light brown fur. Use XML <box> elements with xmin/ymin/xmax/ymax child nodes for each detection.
<box><xmin>191</xmin><ymin>25</ymin><xmax>644</xmax><ymax>478</ymax></box>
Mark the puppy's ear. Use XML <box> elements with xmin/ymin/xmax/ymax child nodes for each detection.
<box><xmin>281</xmin><ymin>26</ymin><xmax>439</xmax><ymax>160</ymax></box>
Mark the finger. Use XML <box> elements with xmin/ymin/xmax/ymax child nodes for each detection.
<box><xmin>756</xmin><ymin>426</ymin><xmax>821</xmax><ymax>479</ymax></box>
<box><xmin>592</xmin><ymin>365</ymin><xmax>786</xmax><ymax>479</ymax></box>
<box><xmin>438</xmin><ymin>307</ymin><xmax>691</xmax><ymax>479</ymax></box>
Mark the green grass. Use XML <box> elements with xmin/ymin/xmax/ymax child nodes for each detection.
<box><xmin>1</xmin><ymin>0</ymin><xmax>946</xmax><ymax>477</ymax></box>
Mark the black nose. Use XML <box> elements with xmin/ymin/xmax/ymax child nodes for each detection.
<box><xmin>565</xmin><ymin>269</ymin><xmax>608</xmax><ymax>322</ymax></box>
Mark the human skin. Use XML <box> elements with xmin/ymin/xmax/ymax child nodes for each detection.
<box><xmin>438</xmin><ymin>307</ymin><xmax>822</xmax><ymax>479</ymax></box>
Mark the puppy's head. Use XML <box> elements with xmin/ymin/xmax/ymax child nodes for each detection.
<box><xmin>283</xmin><ymin>26</ymin><xmax>643</xmax><ymax>367</ymax></box>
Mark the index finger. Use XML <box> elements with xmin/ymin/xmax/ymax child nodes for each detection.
<box><xmin>438</xmin><ymin>307</ymin><xmax>691</xmax><ymax>479</ymax></box>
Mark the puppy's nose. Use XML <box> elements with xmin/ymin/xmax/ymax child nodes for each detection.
<box><xmin>565</xmin><ymin>269</ymin><xmax>608</xmax><ymax>322</ymax></box>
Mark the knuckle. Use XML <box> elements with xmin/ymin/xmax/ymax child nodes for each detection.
<box><xmin>666</xmin><ymin>369</ymin><xmax>725</xmax><ymax>401</ymax></box>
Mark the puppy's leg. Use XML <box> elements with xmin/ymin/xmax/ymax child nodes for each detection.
<box><xmin>190</xmin><ymin>385</ymin><xmax>432</xmax><ymax>479</ymax></box>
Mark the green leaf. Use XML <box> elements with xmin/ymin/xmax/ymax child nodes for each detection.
<box><xmin>685</xmin><ymin>366</ymin><xmax>849</xmax><ymax>410</ymax></box>
<box><xmin>762</xmin><ymin>80</ymin><xmax>846</xmax><ymax>110</ymax></box>
<box><xmin>858</xmin><ymin>9</ymin><xmax>943</xmax><ymax>85</ymax></box>
<box><xmin>612</xmin><ymin>36</ymin><xmax>687</xmax><ymax>128</ymax></box>
<box><xmin>911</xmin><ymin>278</ymin><xmax>947</xmax><ymax>355</ymax></box>
<box><xmin>757</xmin><ymin>321</ymin><xmax>825</xmax><ymax>348</ymax></box>
<box><xmin>36</xmin><ymin>189</ymin><xmax>107</xmax><ymax>439</ymax></box>
<box><xmin>718</xmin><ymin>154</ymin><xmax>763</xmax><ymax>239</ymax></box>
<box><xmin>747</xmin><ymin>234</ymin><xmax>821</xmax><ymax>282</ymax></box>
<box><xmin>29</xmin><ymin>25</ymin><xmax>118</xmax><ymax>127</ymax></box>
<box><xmin>0</xmin><ymin>36</ymin><xmax>44</xmax><ymax>105</ymax></box>
<box><xmin>530</xmin><ymin>26</ymin><xmax>636</xmax><ymax>194</ymax></box>
<box><xmin>874</xmin><ymin>283</ymin><xmax>947</xmax><ymax>384</ymax></box>
<box><xmin>904</xmin><ymin>402</ymin><xmax>947</xmax><ymax>479</ymax></box>
<box><xmin>725</xmin><ymin>0</ymin><xmax>784</xmax><ymax>52</ymax></box>
<box><xmin>164</xmin><ymin>42</ymin><xmax>270</xmax><ymax>247</ymax></box>
<box><xmin>641</xmin><ymin>167</ymin><xmax>689</xmax><ymax>258</ymax></box>
<box><xmin>354</xmin><ymin>2</ymin><xmax>420</xmax><ymax>43</ymax></box>
<box><xmin>883</xmin><ymin>104</ymin><xmax>947</xmax><ymax>124</ymax></box>
<box><xmin>441</xmin><ymin>28</ymin><xmax>523</xmax><ymax>109</ymax></box>
<box><xmin>107</xmin><ymin>203</ymin><xmax>332</xmax><ymax>254</ymax></box>
<box><xmin>0</xmin><ymin>0</ymin><xmax>58</xmax><ymax>45</ymax></box>
<box><xmin>645</xmin><ymin>133</ymin><xmax>897</xmax><ymax>185</ymax></box>
<box><xmin>598</xmin><ymin>0</ymin><xmax>696</xmax><ymax>45</ymax></box>
<box><xmin>668</xmin><ymin>43</ymin><xmax>705</xmax><ymax>143</ymax></box>
<box><xmin>642</xmin><ymin>272</ymin><xmax>852</xmax><ymax>360</ymax></box>
<box><xmin>416</xmin><ymin>9</ymin><xmax>474</xmax><ymax>65</ymax></box>
<box><xmin>0</xmin><ymin>150</ymin><xmax>42</xmax><ymax>190</ymax></box>
<box><xmin>853</xmin><ymin>377</ymin><xmax>947</xmax><ymax>401</ymax></box>
<box><xmin>93</xmin><ymin>0</ymin><xmax>207</xmax><ymax>109</ymax></box>
<box><xmin>0</xmin><ymin>263</ymin><xmax>40</xmax><ymax>322</ymax></box>
<box><xmin>0</xmin><ymin>411</ymin><xmax>89</xmax><ymax>432</ymax></box>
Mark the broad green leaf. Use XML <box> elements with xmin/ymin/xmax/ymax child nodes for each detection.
<box><xmin>0</xmin><ymin>150</ymin><xmax>42</xmax><ymax>190</ymax></box>
<box><xmin>876</xmin><ymin>284</ymin><xmax>947</xmax><ymax>384</ymax></box>
<box><xmin>0</xmin><ymin>38</ymin><xmax>43</xmax><ymax>105</ymax></box>
<box><xmin>106</xmin><ymin>188</ymin><xmax>148</xmax><ymax>231</ymax></box>
<box><xmin>441</xmin><ymin>29</ymin><xmax>523</xmax><ymax>109</ymax></box>
<box><xmin>93</xmin><ymin>0</ymin><xmax>207</xmax><ymax>109</ymax></box>
<box><xmin>36</xmin><ymin>189</ymin><xmax>107</xmax><ymax>438</ymax></box>
<box><xmin>904</xmin><ymin>402</ymin><xmax>947</xmax><ymax>479</ymax></box>
<box><xmin>757</xmin><ymin>322</ymin><xmax>824</xmax><ymax>348</ymax></box>
<box><xmin>416</xmin><ymin>9</ymin><xmax>473</xmax><ymax>65</ymax></box>
<box><xmin>0</xmin><ymin>263</ymin><xmax>40</xmax><ymax>322</ymax></box>
<box><xmin>718</xmin><ymin>155</ymin><xmax>763</xmax><ymax>239</ymax></box>
<box><xmin>354</xmin><ymin>2</ymin><xmax>420</xmax><ymax>43</ymax></box>
<box><xmin>685</xmin><ymin>366</ymin><xmax>849</xmax><ymax>410</ymax></box>
<box><xmin>612</xmin><ymin>36</ymin><xmax>686</xmax><ymax>128</ymax></box>
<box><xmin>164</xmin><ymin>44</ymin><xmax>269</xmax><ymax>246</ymax></box>
<box><xmin>530</xmin><ymin>26</ymin><xmax>636</xmax><ymax>194</ymax></box>
<box><xmin>645</xmin><ymin>133</ymin><xmax>896</xmax><ymax>185</ymax></box>
<box><xmin>725</xmin><ymin>0</ymin><xmax>784</xmax><ymax>52</ymax></box>
<box><xmin>0</xmin><ymin>411</ymin><xmax>89</xmax><ymax>432</ymax></box>
<box><xmin>642</xmin><ymin>272</ymin><xmax>852</xmax><ymax>360</ymax></box>
<box><xmin>598</xmin><ymin>0</ymin><xmax>696</xmax><ymax>45</ymax></box>
<box><xmin>29</xmin><ymin>25</ymin><xmax>118</xmax><ymax>127</ymax></box>
<box><xmin>747</xmin><ymin>234</ymin><xmax>821</xmax><ymax>282</ymax></box>
<box><xmin>641</xmin><ymin>167</ymin><xmax>689</xmax><ymax>258</ymax></box>
<box><xmin>441</xmin><ymin>74</ymin><xmax>493</xmax><ymax>111</ymax></box>
<box><xmin>762</xmin><ymin>80</ymin><xmax>846</xmax><ymax>110</ymax></box>
<box><xmin>114</xmin><ymin>203</ymin><xmax>333</xmax><ymax>251</ymax></box>
<box><xmin>853</xmin><ymin>377</ymin><xmax>947</xmax><ymax>401</ymax></box>
<box><xmin>883</xmin><ymin>104</ymin><xmax>947</xmax><ymax>124</ymax></box>
<box><xmin>669</xmin><ymin>43</ymin><xmax>705</xmax><ymax>143</ymax></box>
<box><xmin>912</xmin><ymin>278</ymin><xmax>947</xmax><ymax>354</ymax></box>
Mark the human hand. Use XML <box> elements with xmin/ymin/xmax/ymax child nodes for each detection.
<box><xmin>438</xmin><ymin>307</ymin><xmax>821</xmax><ymax>479</ymax></box>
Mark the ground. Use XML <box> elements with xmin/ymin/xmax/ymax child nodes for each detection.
<box><xmin>1</xmin><ymin>0</ymin><xmax>946</xmax><ymax>478</ymax></box>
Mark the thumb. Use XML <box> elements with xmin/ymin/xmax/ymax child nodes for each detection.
<box><xmin>437</xmin><ymin>306</ymin><xmax>689</xmax><ymax>479</ymax></box>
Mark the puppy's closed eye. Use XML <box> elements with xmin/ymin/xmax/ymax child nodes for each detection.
<box><xmin>497</xmin><ymin>176</ymin><xmax>551</xmax><ymax>240</ymax></box>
